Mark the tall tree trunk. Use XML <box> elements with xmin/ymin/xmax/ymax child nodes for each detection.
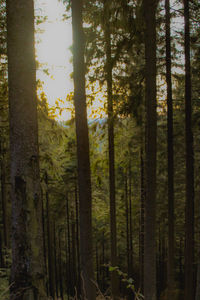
<box><xmin>125</xmin><ymin>172</ymin><xmax>130</xmax><ymax>276</ymax></box>
<box><xmin>41</xmin><ymin>190</ymin><xmax>48</xmax><ymax>296</ymax></box>
<box><xmin>1</xmin><ymin>159</ymin><xmax>8</xmax><ymax>248</ymax></box>
<box><xmin>165</xmin><ymin>0</ymin><xmax>175</xmax><ymax>296</ymax></box>
<box><xmin>0</xmin><ymin>231</ymin><xmax>4</xmax><ymax>268</ymax></box>
<box><xmin>66</xmin><ymin>193</ymin><xmax>72</xmax><ymax>295</ymax></box>
<box><xmin>103</xmin><ymin>1</ymin><xmax>119</xmax><ymax>298</ymax></box>
<box><xmin>58</xmin><ymin>229</ymin><xmax>63</xmax><ymax>300</ymax></box>
<box><xmin>195</xmin><ymin>256</ymin><xmax>200</xmax><ymax>300</ymax></box>
<box><xmin>75</xmin><ymin>181</ymin><xmax>81</xmax><ymax>296</ymax></box>
<box><xmin>45</xmin><ymin>172</ymin><xmax>55</xmax><ymax>299</ymax></box>
<box><xmin>183</xmin><ymin>0</ymin><xmax>195</xmax><ymax>299</ymax></box>
<box><xmin>71</xmin><ymin>0</ymin><xmax>95</xmax><ymax>298</ymax></box>
<box><xmin>96</xmin><ymin>242</ymin><xmax>99</xmax><ymax>284</ymax></box>
<box><xmin>6</xmin><ymin>0</ymin><xmax>46</xmax><ymax>298</ymax></box>
<box><xmin>54</xmin><ymin>223</ymin><xmax>58</xmax><ymax>299</ymax></box>
<box><xmin>129</xmin><ymin>164</ymin><xmax>133</xmax><ymax>277</ymax></box>
<box><xmin>143</xmin><ymin>0</ymin><xmax>157</xmax><ymax>298</ymax></box>
<box><xmin>139</xmin><ymin>147</ymin><xmax>145</xmax><ymax>294</ymax></box>
<box><xmin>71</xmin><ymin>209</ymin><xmax>77</xmax><ymax>292</ymax></box>
<box><xmin>179</xmin><ymin>238</ymin><xmax>184</xmax><ymax>290</ymax></box>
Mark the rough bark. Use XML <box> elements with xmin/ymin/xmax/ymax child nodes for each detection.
<box><xmin>143</xmin><ymin>0</ymin><xmax>157</xmax><ymax>298</ymax></box>
<box><xmin>72</xmin><ymin>0</ymin><xmax>95</xmax><ymax>298</ymax></box>
<box><xmin>165</xmin><ymin>0</ymin><xmax>175</xmax><ymax>295</ymax></box>
<box><xmin>6</xmin><ymin>0</ymin><xmax>46</xmax><ymax>298</ymax></box>
<box><xmin>183</xmin><ymin>0</ymin><xmax>195</xmax><ymax>298</ymax></box>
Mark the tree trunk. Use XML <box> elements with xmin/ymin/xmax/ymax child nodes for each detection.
<box><xmin>195</xmin><ymin>260</ymin><xmax>200</xmax><ymax>300</ymax></box>
<box><xmin>183</xmin><ymin>0</ymin><xmax>195</xmax><ymax>299</ymax></box>
<box><xmin>165</xmin><ymin>0</ymin><xmax>175</xmax><ymax>296</ymax></box>
<box><xmin>45</xmin><ymin>173</ymin><xmax>55</xmax><ymax>299</ymax></box>
<box><xmin>58</xmin><ymin>229</ymin><xmax>63</xmax><ymax>300</ymax></box>
<box><xmin>71</xmin><ymin>0</ymin><xmax>95</xmax><ymax>298</ymax></box>
<box><xmin>71</xmin><ymin>209</ymin><xmax>77</xmax><ymax>292</ymax></box>
<box><xmin>139</xmin><ymin>147</ymin><xmax>145</xmax><ymax>294</ymax></box>
<box><xmin>75</xmin><ymin>181</ymin><xmax>81</xmax><ymax>296</ymax></box>
<box><xmin>125</xmin><ymin>172</ymin><xmax>130</xmax><ymax>276</ymax></box>
<box><xmin>0</xmin><ymin>231</ymin><xmax>4</xmax><ymax>268</ymax></box>
<box><xmin>66</xmin><ymin>193</ymin><xmax>72</xmax><ymax>295</ymax></box>
<box><xmin>54</xmin><ymin>223</ymin><xmax>59</xmax><ymax>299</ymax></box>
<box><xmin>103</xmin><ymin>1</ymin><xmax>119</xmax><ymax>298</ymax></box>
<box><xmin>143</xmin><ymin>0</ymin><xmax>157</xmax><ymax>298</ymax></box>
<box><xmin>129</xmin><ymin>164</ymin><xmax>133</xmax><ymax>277</ymax></box>
<box><xmin>1</xmin><ymin>159</ymin><xmax>8</xmax><ymax>248</ymax></box>
<box><xmin>6</xmin><ymin>0</ymin><xmax>46</xmax><ymax>298</ymax></box>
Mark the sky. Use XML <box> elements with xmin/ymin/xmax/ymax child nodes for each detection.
<box><xmin>35</xmin><ymin>0</ymin><xmax>74</xmax><ymax>120</ymax></box>
<box><xmin>34</xmin><ymin>0</ymin><xmax>106</xmax><ymax>121</ymax></box>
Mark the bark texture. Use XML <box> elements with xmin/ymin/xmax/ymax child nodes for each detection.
<box><xmin>6</xmin><ymin>0</ymin><xmax>46</xmax><ymax>298</ymax></box>
<box><xmin>183</xmin><ymin>0</ymin><xmax>195</xmax><ymax>299</ymax></box>
<box><xmin>72</xmin><ymin>0</ymin><xmax>95</xmax><ymax>298</ymax></box>
<box><xmin>143</xmin><ymin>0</ymin><xmax>157</xmax><ymax>299</ymax></box>
<box><xmin>165</xmin><ymin>0</ymin><xmax>175</xmax><ymax>296</ymax></box>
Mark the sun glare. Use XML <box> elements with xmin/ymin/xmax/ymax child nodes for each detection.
<box><xmin>35</xmin><ymin>0</ymin><xmax>73</xmax><ymax>121</ymax></box>
<box><xmin>35</xmin><ymin>0</ymin><xmax>106</xmax><ymax>122</ymax></box>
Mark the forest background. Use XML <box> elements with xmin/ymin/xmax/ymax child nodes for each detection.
<box><xmin>0</xmin><ymin>0</ymin><xmax>200</xmax><ymax>299</ymax></box>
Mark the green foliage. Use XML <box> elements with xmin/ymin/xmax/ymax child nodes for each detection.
<box><xmin>108</xmin><ymin>265</ymin><xmax>144</xmax><ymax>299</ymax></box>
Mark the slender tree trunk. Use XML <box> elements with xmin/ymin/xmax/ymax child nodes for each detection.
<box><xmin>139</xmin><ymin>147</ymin><xmax>145</xmax><ymax>294</ymax></box>
<box><xmin>179</xmin><ymin>238</ymin><xmax>184</xmax><ymax>290</ymax></box>
<box><xmin>102</xmin><ymin>231</ymin><xmax>105</xmax><ymax>291</ymax></box>
<box><xmin>71</xmin><ymin>209</ymin><xmax>77</xmax><ymax>292</ymax></box>
<box><xmin>195</xmin><ymin>259</ymin><xmax>200</xmax><ymax>300</ymax></box>
<box><xmin>41</xmin><ymin>190</ymin><xmax>48</xmax><ymax>296</ymax></box>
<box><xmin>45</xmin><ymin>173</ymin><xmax>55</xmax><ymax>299</ymax></box>
<box><xmin>1</xmin><ymin>159</ymin><xmax>8</xmax><ymax>248</ymax></box>
<box><xmin>72</xmin><ymin>0</ymin><xmax>95</xmax><ymax>298</ymax></box>
<box><xmin>96</xmin><ymin>242</ymin><xmax>99</xmax><ymax>284</ymax></box>
<box><xmin>6</xmin><ymin>0</ymin><xmax>46</xmax><ymax>298</ymax></box>
<box><xmin>65</xmin><ymin>229</ymin><xmax>70</xmax><ymax>300</ymax></box>
<box><xmin>0</xmin><ymin>231</ymin><xmax>4</xmax><ymax>268</ymax></box>
<box><xmin>54</xmin><ymin>223</ymin><xmax>59</xmax><ymax>299</ymax></box>
<box><xmin>103</xmin><ymin>1</ymin><xmax>119</xmax><ymax>298</ymax></box>
<box><xmin>66</xmin><ymin>193</ymin><xmax>72</xmax><ymax>295</ymax></box>
<box><xmin>58</xmin><ymin>229</ymin><xmax>63</xmax><ymax>300</ymax></box>
<box><xmin>183</xmin><ymin>0</ymin><xmax>195</xmax><ymax>299</ymax></box>
<box><xmin>129</xmin><ymin>164</ymin><xmax>133</xmax><ymax>277</ymax></box>
<box><xmin>143</xmin><ymin>0</ymin><xmax>157</xmax><ymax>298</ymax></box>
<box><xmin>125</xmin><ymin>172</ymin><xmax>130</xmax><ymax>276</ymax></box>
<box><xmin>75</xmin><ymin>181</ymin><xmax>81</xmax><ymax>296</ymax></box>
<box><xmin>165</xmin><ymin>0</ymin><xmax>175</xmax><ymax>296</ymax></box>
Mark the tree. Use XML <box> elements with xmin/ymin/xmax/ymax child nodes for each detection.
<box><xmin>6</xmin><ymin>0</ymin><xmax>46</xmax><ymax>298</ymax></box>
<box><xmin>71</xmin><ymin>0</ymin><xmax>95</xmax><ymax>298</ymax></box>
<box><xmin>183</xmin><ymin>0</ymin><xmax>195</xmax><ymax>298</ymax></box>
<box><xmin>165</xmin><ymin>0</ymin><xmax>175</xmax><ymax>295</ymax></box>
<box><xmin>103</xmin><ymin>1</ymin><xmax>120</xmax><ymax>298</ymax></box>
<box><xmin>143</xmin><ymin>0</ymin><xmax>157</xmax><ymax>299</ymax></box>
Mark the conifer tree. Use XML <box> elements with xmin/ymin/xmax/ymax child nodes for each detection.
<box><xmin>143</xmin><ymin>0</ymin><xmax>157</xmax><ymax>298</ymax></box>
<box><xmin>6</xmin><ymin>0</ymin><xmax>46</xmax><ymax>298</ymax></box>
<box><xmin>71</xmin><ymin>0</ymin><xmax>95</xmax><ymax>298</ymax></box>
